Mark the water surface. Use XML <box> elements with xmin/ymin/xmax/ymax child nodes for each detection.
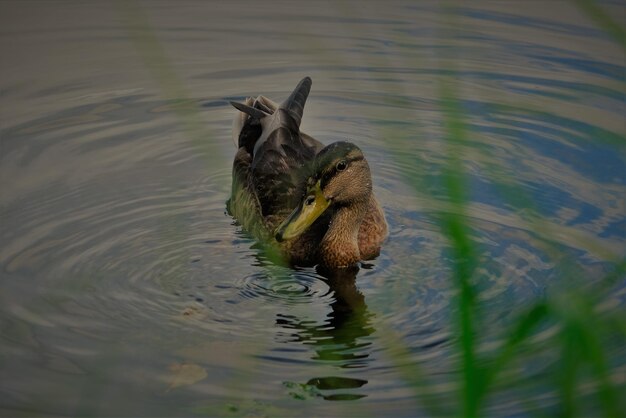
<box><xmin>1</xmin><ymin>1</ymin><xmax>624</xmax><ymax>416</ymax></box>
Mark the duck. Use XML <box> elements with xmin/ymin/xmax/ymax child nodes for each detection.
<box><xmin>227</xmin><ymin>77</ymin><xmax>387</xmax><ymax>268</ymax></box>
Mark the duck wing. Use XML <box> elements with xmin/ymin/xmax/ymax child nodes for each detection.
<box><xmin>231</xmin><ymin>77</ymin><xmax>321</xmax><ymax>220</ymax></box>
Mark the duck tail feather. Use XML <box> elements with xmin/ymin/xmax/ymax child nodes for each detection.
<box><xmin>230</xmin><ymin>101</ymin><xmax>269</xmax><ymax>120</ymax></box>
<box><xmin>281</xmin><ymin>76</ymin><xmax>312</xmax><ymax>128</ymax></box>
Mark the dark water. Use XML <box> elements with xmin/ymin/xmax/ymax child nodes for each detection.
<box><xmin>1</xmin><ymin>1</ymin><xmax>624</xmax><ymax>417</ymax></box>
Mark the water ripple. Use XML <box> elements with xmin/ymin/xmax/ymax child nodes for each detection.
<box><xmin>0</xmin><ymin>1</ymin><xmax>624</xmax><ymax>416</ymax></box>
<box><xmin>237</xmin><ymin>271</ymin><xmax>333</xmax><ymax>305</ymax></box>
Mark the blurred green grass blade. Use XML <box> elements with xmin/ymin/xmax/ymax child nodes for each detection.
<box><xmin>438</xmin><ymin>8</ymin><xmax>482</xmax><ymax>410</ymax></box>
<box><xmin>480</xmin><ymin>303</ymin><xmax>551</xmax><ymax>398</ymax></box>
<box><xmin>552</xmin><ymin>289</ymin><xmax>624</xmax><ymax>418</ymax></box>
<box><xmin>573</xmin><ymin>0</ymin><xmax>626</xmax><ymax>50</ymax></box>
<box><xmin>116</xmin><ymin>0</ymin><xmax>219</xmax><ymax>162</ymax></box>
<box><xmin>578</xmin><ymin>325</ymin><xmax>621</xmax><ymax>418</ymax></box>
<box><xmin>567</xmin><ymin>306</ymin><xmax>621</xmax><ymax>417</ymax></box>
<box><xmin>440</xmin><ymin>210</ymin><xmax>481</xmax><ymax>414</ymax></box>
<box><xmin>560</xmin><ymin>324</ymin><xmax>582</xmax><ymax>418</ymax></box>
<box><xmin>439</xmin><ymin>70</ymin><xmax>483</xmax><ymax>416</ymax></box>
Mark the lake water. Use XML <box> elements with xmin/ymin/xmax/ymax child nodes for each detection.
<box><xmin>1</xmin><ymin>1</ymin><xmax>624</xmax><ymax>417</ymax></box>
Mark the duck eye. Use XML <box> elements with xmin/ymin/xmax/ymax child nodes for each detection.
<box><xmin>336</xmin><ymin>160</ymin><xmax>347</xmax><ymax>171</ymax></box>
<box><xmin>305</xmin><ymin>195</ymin><xmax>315</xmax><ymax>206</ymax></box>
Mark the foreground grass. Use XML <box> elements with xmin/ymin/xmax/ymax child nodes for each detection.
<box><xmin>434</xmin><ymin>66</ymin><xmax>624</xmax><ymax>417</ymax></box>
<box><xmin>423</xmin><ymin>3</ymin><xmax>622</xmax><ymax>416</ymax></box>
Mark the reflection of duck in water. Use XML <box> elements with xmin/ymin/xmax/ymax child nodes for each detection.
<box><xmin>278</xmin><ymin>266</ymin><xmax>373</xmax><ymax>400</ymax></box>
<box><xmin>228</xmin><ymin>77</ymin><xmax>387</xmax><ymax>268</ymax></box>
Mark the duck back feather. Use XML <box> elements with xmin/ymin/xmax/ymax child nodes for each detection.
<box><xmin>230</xmin><ymin>77</ymin><xmax>321</xmax><ymax>221</ymax></box>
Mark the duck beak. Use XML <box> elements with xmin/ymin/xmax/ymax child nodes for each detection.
<box><xmin>275</xmin><ymin>181</ymin><xmax>330</xmax><ymax>242</ymax></box>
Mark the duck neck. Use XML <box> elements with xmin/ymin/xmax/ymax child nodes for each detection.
<box><xmin>320</xmin><ymin>201</ymin><xmax>368</xmax><ymax>268</ymax></box>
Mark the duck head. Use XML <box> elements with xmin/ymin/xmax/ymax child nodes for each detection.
<box><xmin>275</xmin><ymin>141</ymin><xmax>372</xmax><ymax>242</ymax></box>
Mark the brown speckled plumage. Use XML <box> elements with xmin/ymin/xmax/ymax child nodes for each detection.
<box><xmin>227</xmin><ymin>77</ymin><xmax>387</xmax><ymax>268</ymax></box>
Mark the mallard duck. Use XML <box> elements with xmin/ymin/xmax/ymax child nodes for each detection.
<box><xmin>227</xmin><ymin>77</ymin><xmax>387</xmax><ymax>268</ymax></box>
